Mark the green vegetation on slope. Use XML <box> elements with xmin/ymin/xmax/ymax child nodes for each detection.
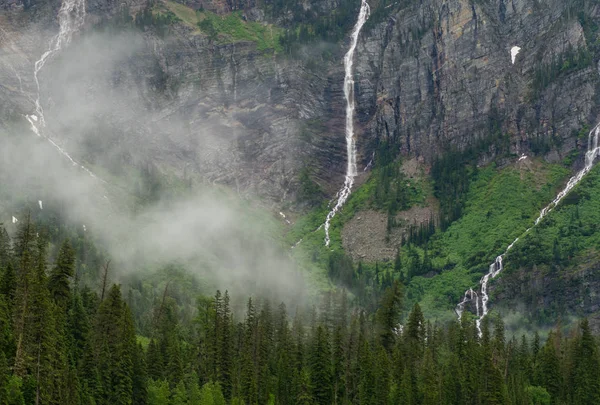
<box><xmin>505</xmin><ymin>163</ymin><xmax>600</xmax><ymax>270</ymax></box>
<box><xmin>288</xmin><ymin>156</ymin><xmax>571</xmax><ymax>321</ymax></box>
<box><xmin>403</xmin><ymin>162</ymin><xmax>569</xmax><ymax>320</ymax></box>
<box><xmin>493</xmin><ymin>163</ymin><xmax>600</xmax><ymax>326</ymax></box>
<box><xmin>197</xmin><ymin>10</ymin><xmax>283</xmax><ymax>52</ymax></box>
<box><xmin>134</xmin><ymin>1</ymin><xmax>284</xmax><ymax>51</ymax></box>
<box><xmin>286</xmin><ymin>156</ymin><xmax>429</xmax><ymax>306</ymax></box>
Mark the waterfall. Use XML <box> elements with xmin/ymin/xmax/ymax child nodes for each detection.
<box><xmin>324</xmin><ymin>0</ymin><xmax>370</xmax><ymax>247</ymax></box>
<box><xmin>457</xmin><ymin>123</ymin><xmax>600</xmax><ymax>335</ymax></box>
<box><xmin>24</xmin><ymin>0</ymin><xmax>100</xmax><ymax>180</ymax></box>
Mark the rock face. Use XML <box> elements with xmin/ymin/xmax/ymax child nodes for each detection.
<box><xmin>356</xmin><ymin>0</ymin><xmax>600</xmax><ymax>165</ymax></box>
<box><xmin>495</xmin><ymin>251</ymin><xmax>600</xmax><ymax>332</ymax></box>
<box><xmin>0</xmin><ymin>0</ymin><xmax>599</xmax><ymax>209</ymax></box>
<box><xmin>0</xmin><ymin>0</ymin><xmax>350</xmax><ymax>207</ymax></box>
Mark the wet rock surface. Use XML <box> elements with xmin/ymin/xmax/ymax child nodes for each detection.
<box><xmin>0</xmin><ymin>0</ymin><xmax>599</xmax><ymax>210</ymax></box>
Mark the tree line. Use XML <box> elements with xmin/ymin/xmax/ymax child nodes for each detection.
<box><xmin>1</xmin><ymin>218</ymin><xmax>600</xmax><ymax>404</ymax></box>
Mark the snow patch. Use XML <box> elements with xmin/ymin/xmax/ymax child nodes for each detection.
<box><xmin>511</xmin><ymin>46</ymin><xmax>521</xmax><ymax>64</ymax></box>
<box><xmin>12</xmin><ymin>216</ymin><xmax>18</xmax><ymax>224</ymax></box>
<box><xmin>518</xmin><ymin>154</ymin><xmax>527</xmax><ymax>161</ymax></box>
<box><xmin>38</xmin><ymin>200</ymin><xmax>43</xmax><ymax>210</ymax></box>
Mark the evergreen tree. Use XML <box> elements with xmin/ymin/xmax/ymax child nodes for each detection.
<box><xmin>91</xmin><ymin>285</ymin><xmax>136</xmax><ymax>405</ymax></box>
<box><xmin>171</xmin><ymin>380</ymin><xmax>188</xmax><ymax>405</ymax></box>
<box><xmin>0</xmin><ymin>262</ymin><xmax>16</xmax><ymax>309</ymax></box>
<box><xmin>68</xmin><ymin>291</ymin><xmax>90</xmax><ymax>365</ymax></box>
<box><xmin>147</xmin><ymin>379</ymin><xmax>170</xmax><ymax>405</ymax></box>
<box><xmin>218</xmin><ymin>291</ymin><xmax>233</xmax><ymax>401</ymax></box>
<box><xmin>296</xmin><ymin>368</ymin><xmax>315</xmax><ymax>405</ymax></box>
<box><xmin>310</xmin><ymin>324</ymin><xmax>332</xmax><ymax>405</ymax></box>
<box><xmin>132</xmin><ymin>343</ymin><xmax>148</xmax><ymax>405</ymax></box>
<box><xmin>537</xmin><ymin>330</ymin><xmax>562</xmax><ymax>401</ymax></box>
<box><xmin>572</xmin><ymin>319</ymin><xmax>600</xmax><ymax>404</ymax></box>
<box><xmin>376</xmin><ymin>281</ymin><xmax>403</xmax><ymax>351</ymax></box>
<box><xmin>48</xmin><ymin>239</ymin><xmax>75</xmax><ymax>309</ymax></box>
<box><xmin>241</xmin><ymin>297</ymin><xmax>258</xmax><ymax>405</ymax></box>
<box><xmin>0</xmin><ymin>226</ymin><xmax>11</xmax><ymax>270</ymax></box>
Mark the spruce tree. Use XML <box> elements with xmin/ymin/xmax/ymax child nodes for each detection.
<box><xmin>48</xmin><ymin>239</ymin><xmax>75</xmax><ymax>309</ymax></box>
<box><xmin>295</xmin><ymin>368</ymin><xmax>315</xmax><ymax>405</ymax></box>
<box><xmin>92</xmin><ymin>285</ymin><xmax>136</xmax><ymax>405</ymax></box>
<box><xmin>310</xmin><ymin>324</ymin><xmax>332</xmax><ymax>405</ymax></box>
<box><xmin>12</xmin><ymin>214</ymin><xmax>37</xmax><ymax>376</ymax></box>
<box><xmin>572</xmin><ymin>319</ymin><xmax>600</xmax><ymax>404</ymax></box>
<box><xmin>132</xmin><ymin>343</ymin><xmax>148</xmax><ymax>405</ymax></box>
<box><xmin>0</xmin><ymin>262</ymin><xmax>16</xmax><ymax>310</ymax></box>
<box><xmin>0</xmin><ymin>225</ymin><xmax>11</xmax><ymax>270</ymax></box>
<box><xmin>171</xmin><ymin>380</ymin><xmax>188</xmax><ymax>405</ymax></box>
<box><xmin>376</xmin><ymin>281</ymin><xmax>403</xmax><ymax>351</ymax></box>
<box><xmin>241</xmin><ymin>297</ymin><xmax>258</xmax><ymax>405</ymax></box>
<box><xmin>218</xmin><ymin>291</ymin><xmax>233</xmax><ymax>401</ymax></box>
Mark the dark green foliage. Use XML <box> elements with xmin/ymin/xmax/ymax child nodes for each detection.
<box><xmin>309</xmin><ymin>324</ymin><xmax>332</xmax><ymax>404</ymax></box>
<box><xmin>376</xmin><ymin>281</ymin><xmax>403</xmax><ymax>351</ymax></box>
<box><xmin>571</xmin><ymin>319</ymin><xmax>600</xmax><ymax>404</ymax></box>
<box><xmin>327</xmin><ymin>251</ymin><xmax>355</xmax><ymax>287</ymax></box>
<box><xmin>297</xmin><ymin>167</ymin><xmax>324</xmax><ymax>207</ymax></box>
<box><xmin>431</xmin><ymin>125</ymin><xmax>514</xmax><ymax>231</ymax></box>
<box><xmin>134</xmin><ymin>4</ymin><xmax>180</xmax><ymax>37</ymax></box>
<box><xmin>276</xmin><ymin>0</ymin><xmax>361</xmax><ymax>55</ymax></box>
<box><xmin>48</xmin><ymin>239</ymin><xmax>75</xmax><ymax>308</ymax></box>
<box><xmin>2</xmin><ymin>218</ymin><xmax>600</xmax><ymax>404</ymax></box>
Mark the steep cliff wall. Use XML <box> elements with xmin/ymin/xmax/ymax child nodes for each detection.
<box><xmin>357</xmin><ymin>0</ymin><xmax>600</xmax><ymax>165</ymax></box>
<box><xmin>0</xmin><ymin>0</ymin><xmax>351</xmax><ymax>207</ymax></box>
<box><xmin>0</xmin><ymin>0</ymin><xmax>599</xmax><ymax>209</ymax></box>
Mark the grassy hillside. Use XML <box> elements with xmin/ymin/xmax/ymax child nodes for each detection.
<box><xmin>495</xmin><ymin>163</ymin><xmax>600</xmax><ymax>329</ymax></box>
<box><xmin>288</xmin><ymin>157</ymin><xmax>572</xmax><ymax>321</ymax></box>
<box><xmin>405</xmin><ymin>161</ymin><xmax>569</xmax><ymax>320</ymax></box>
<box><xmin>156</xmin><ymin>1</ymin><xmax>283</xmax><ymax>51</ymax></box>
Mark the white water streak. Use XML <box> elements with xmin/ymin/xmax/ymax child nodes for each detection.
<box><xmin>457</xmin><ymin>124</ymin><xmax>600</xmax><ymax>336</ymax></box>
<box><xmin>33</xmin><ymin>0</ymin><xmax>86</xmax><ymax>127</ymax></box>
<box><xmin>324</xmin><ymin>0</ymin><xmax>370</xmax><ymax>246</ymax></box>
<box><xmin>25</xmin><ymin>0</ymin><xmax>103</xmax><ymax>182</ymax></box>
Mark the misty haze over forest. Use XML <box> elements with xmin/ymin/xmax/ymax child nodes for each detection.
<box><xmin>2</xmin><ymin>0</ymin><xmax>600</xmax><ymax>403</ymax></box>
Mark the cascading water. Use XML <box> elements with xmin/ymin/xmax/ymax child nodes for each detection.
<box><xmin>457</xmin><ymin>123</ymin><xmax>600</xmax><ymax>335</ymax></box>
<box><xmin>23</xmin><ymin>0</ymin><xmax>100</xmax><ymax>180</ymax></box>
<box><xmin>323</xmin><ymin>0</ymin><xmax>370</xmax><ymax>247</ymax></box>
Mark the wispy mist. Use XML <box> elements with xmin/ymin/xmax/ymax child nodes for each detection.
<box><xmin>0</xmin><ymin>25</ymin><xmax>307</xmax><ymax>304</ymax></box>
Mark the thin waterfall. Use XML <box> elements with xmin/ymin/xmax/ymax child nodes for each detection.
<box><xmin>324</xmin><ymin>0</ymin><xmax>370</xmax><ymax>246</ymax></box>
<box><xmin>24</xmin><ymin>0</ymin><xmax>101</xmax><ymax>181</ymax></box>
<box><xmin>457</xmin><ymin>123</ymin><xmax>600</xmax><ymax>335</ymax></box>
